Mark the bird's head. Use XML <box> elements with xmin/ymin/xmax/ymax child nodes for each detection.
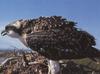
<box><xmin>1</xmin><ymin>19</ymin><xmax>26</xmax><ymax>38</ymax></box>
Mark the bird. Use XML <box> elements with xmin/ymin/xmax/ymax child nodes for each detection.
<box><xmin>1</xmin><ymin>16</ymin><xmax>100</xmax><ymax>74</ymax></box>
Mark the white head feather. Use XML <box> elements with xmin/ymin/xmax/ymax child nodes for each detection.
<box><xmin>11</xmin><ymin>21</ymin><xmax>21</xmax><ymax>29</ymax></box>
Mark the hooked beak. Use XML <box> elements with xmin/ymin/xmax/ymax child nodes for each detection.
<box><xmin>1</xmin><ymin>30</ymin><xmax>7</xmax><ymax>36</ymax></box>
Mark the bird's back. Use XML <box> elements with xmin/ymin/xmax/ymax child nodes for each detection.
<box><xmin>25</xmin><ymin>16</ymin><xmax>97</xmax><ymax>60</ymax></box>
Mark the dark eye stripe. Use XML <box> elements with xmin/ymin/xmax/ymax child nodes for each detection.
<box><xmin>5</xmin><ymin>25</ymin><xmax>18</xmax><ymax>33</ymax></box>
<box><xmin>6</xmin><ymin>26</ymin><xmax>16</xmax><ymax>30</ymax></box>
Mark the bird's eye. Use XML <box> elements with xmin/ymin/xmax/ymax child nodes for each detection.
<box><xmin>5</xmin><ymin>26</ymin><xmax>10</xmax><ymax>30</ymax></box>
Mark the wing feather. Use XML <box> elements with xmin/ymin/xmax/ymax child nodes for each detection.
<box><xmin>23</xmin><ymin>16</ymin><xmax>97</xmax><ymax>60</ymax></box>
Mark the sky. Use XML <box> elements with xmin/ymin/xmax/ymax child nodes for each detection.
<box><xmin>0</xmin><ymin>0</ymin><xmax>100</xmax><ymax>49</ymax></box>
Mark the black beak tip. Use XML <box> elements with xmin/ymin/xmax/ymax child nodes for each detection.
<box><xmin>1</xmin><ymin>30</ymin><xmax>7</xmax><ymax>36</ymax></box>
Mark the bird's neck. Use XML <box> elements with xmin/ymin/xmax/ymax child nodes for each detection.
<box><xmin>19</xmin><ymin>34</ymin><xmax>28</xmax><ymax>47</ymax></box>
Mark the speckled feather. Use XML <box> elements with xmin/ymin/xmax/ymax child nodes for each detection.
<box><xmin>19</xmin><ymin>16</ymin><xmax>98</xmax><ymax>60</ymax></box>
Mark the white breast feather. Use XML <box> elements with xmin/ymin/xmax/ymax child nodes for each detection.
<box><xmin>19</xmin><ymin>34</ymin><xmax>28</xmax><ymax>47</ymax></box>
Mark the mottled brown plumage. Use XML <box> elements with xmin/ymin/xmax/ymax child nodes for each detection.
<box><xmin>1</xmin><ymin>16</ymin><xmax>100</xmax><ymax>60</ymax></box>
<box><xmin>21</xmin><ymin>16</ymin><xmax>98</xmax><ymax>60</ymax></box>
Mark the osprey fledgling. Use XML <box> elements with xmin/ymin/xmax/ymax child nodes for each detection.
<box><xmin>1</xmin><ymin>16</ymin><xmax>100</xmax><ymax>60</ymax></box>
<box><xmin>1</xmin><ymin>16</ymin><xmax>100</xmax><ymax>74</ymax></box>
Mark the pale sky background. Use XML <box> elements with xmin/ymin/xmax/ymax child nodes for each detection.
<box><xmin>0</xmin><ymin>0</ymin><xmax>100</xmax><ymax>49</ymax></box>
